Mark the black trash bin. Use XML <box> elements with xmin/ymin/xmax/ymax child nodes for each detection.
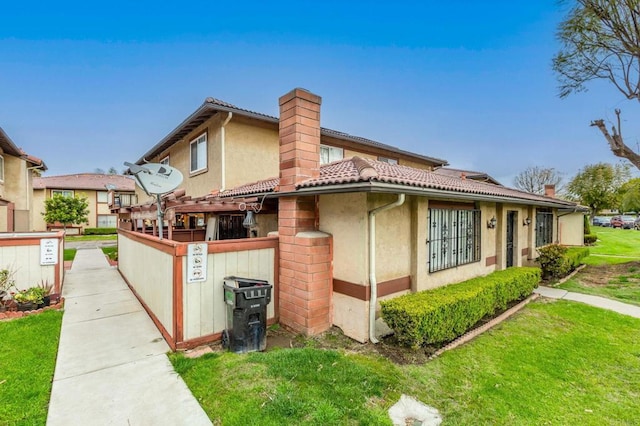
<box><xmin>222</xmin><ymin>276</ymin><xmax>272</xmax><ymax>353</ymax></box>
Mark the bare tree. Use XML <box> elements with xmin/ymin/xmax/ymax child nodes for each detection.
<box><xmin>553</xmin><ymin>0</ymin><xmax>640</xmax><ymax>169</ymax></box>
<box><xmin>513</xmin><ymin>166</ymin><xmax>563</xmax><ymax>194</ymax></box>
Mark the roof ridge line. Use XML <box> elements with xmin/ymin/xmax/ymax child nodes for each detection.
<box><xmin>352</xmin><ymin>156</ymin><xmax>378</xmax><ymax>180</ymax></box>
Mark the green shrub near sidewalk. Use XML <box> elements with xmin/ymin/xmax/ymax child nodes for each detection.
<box><xmin>380</xmin><ymin>267</ymin><xmax>540</xmax><ymax>348</ymax></box>
<box><xmin>84</xmin><ymin>227</ymin><xmax>117</xmax><ymax>235</ymax></box>
<box><xmin>537</xmin><ymin>244</ymin><xmax>590</xmax><ymax>279</ymax></box>
<box><xmin>584</xmin><ymin>234</ymin><xmax>597</xmax><ymax>245</ymax></box>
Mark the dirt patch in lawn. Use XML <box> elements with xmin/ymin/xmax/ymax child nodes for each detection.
<box><xmin>265</xmin><ymin>325</ymin><xmax>436</xmax><ymax>365</ymax></box>
<box><xmin>575</xmin><ymin>262</ymin><xmax>640</xmax><ymax>287</ymax></box>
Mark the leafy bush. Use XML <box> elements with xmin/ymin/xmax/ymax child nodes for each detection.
<box><xmin>380</xmin><ymin>267</ymin><xmax>540</xmax><ymax>348</ymax></box>
<box><xmin>536</xmin><ymin>244</ymin><xmax>590</xmax><ymax>279</ymax></box>
<box><xmin>84</xmin><ymin>228</ymin><xmax>117</xmax><ymax>235</ymax></box>
<box><xmin>584</xmin><ymin>234</ymin><xmax>597</xmax><ymax>245</ymax></box>
<box><xmin>536</xmin><ymin>244</ymin><xmax>570</xmax><ymax>279</ymax></box>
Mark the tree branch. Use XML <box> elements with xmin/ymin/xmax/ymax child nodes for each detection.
<box><xmin>591</xmin><ymin>110</ymin><xmax>640</xmax><ymax>168</ymax></box>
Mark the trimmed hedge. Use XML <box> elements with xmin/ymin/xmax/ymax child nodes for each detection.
<box><xmin>566</xmin><ymin>246</ymin><xmax>590</xmax><ymax>269</ymax></box>
<box><xmin>584</xmin><ymin>234</ymin><xmax>597</xmax><ymax>245</ymax></box>
<box><xmin>84</xmin><ymin>228</ymin><xmax>117</xmax><ymax>235</ymax></box>
<box><xmin>380</xmin><ymin>267</ymin><xmax>540</xmax><ymax>348</ymax></box>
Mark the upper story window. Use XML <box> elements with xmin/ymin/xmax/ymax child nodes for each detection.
<box><xmin>320</xmin><ymin>145</ymin><xmax>343</xmax><ymax>165</ymax></box>
<box><xmin>536</xmin><ymin>210</ymin><xmax>554</xmax><ymax>247</ymax></box>
<box><xmin>378</xmin><ymin>156</ymin><xmax>398</xmax><ymax>165</ymax></box>
<box><xmin>190</xmin><ymin>133</ymin><xmax>207</xmax><ymax>173</ymax></box>
<box><xmin>52</xmin><ymin>189</ymin><xmax>74</xmax><ymax>197</ymax></box>
<box><xmin>160</xmin><ymin>156</ymin><xmax>169</xmax><ymax>165</ymax></box>
<box><xmin>427</xmin><ymin>208</ymin><xmax>481</xmax><ymax>273</ymax></box>
<box><xmin>0</xmin><ymin>155</ymin><xmax>4</xmax><ymax>182</ymax></box>
<box><xmin>97</xmin><ymin>191</ymin><xmax>108</xmax><ymax>203</ymax></box>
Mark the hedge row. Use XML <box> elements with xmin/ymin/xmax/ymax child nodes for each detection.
<box><xmin>380</xmin><ymin>267</ymin><xmax>540</xmax><ymax>348</ymax></box>
<box><xmin>83</xmin><ymin>228</ymin><xmax>117</xmax><ymax>235</ymax></box>
<box><xmin>566</xmin><ymin>246</ymin><xmax>590</xmax><ymax>269</ymax></box>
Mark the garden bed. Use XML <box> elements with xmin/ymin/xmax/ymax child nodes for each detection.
<box><xmin>0</xmin><ymin>298</ymin><xmax>65</xmax><ymax>320</ymax></box>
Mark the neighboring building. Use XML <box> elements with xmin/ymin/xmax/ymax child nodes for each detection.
<box><xmin>33</xmin><ymin>174</ymin><xmax>136</xmax><ymax>233</ymax></box>
<box><xmin>119</xmin><ymin>88</ymin><xmax>586</xmax><ymax>345</ymax></box>
<box><xmin>0</xmin><ymin>127</ymin><xmax>47</xmax><ymax>232</ymax></box>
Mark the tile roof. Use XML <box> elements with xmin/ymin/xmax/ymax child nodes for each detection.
<box><xmin>218</xmin><ymin>178</ymin><xmax>280</xmax><ymax>198</ymax></box>
<box><xmin>433</xmin><ymin>167</ymin><xmax>500</xmax><ymax>185</ymax></box>
<box><xmin>34</xmin><ymin>173</ymin><xmax>136</xmax><ymax>191</ymax></box>
<box><xmin>219</xmin><ymin>157</ymin><xmax>577</xmax><ymax>208</ymax></box>
<box><xmin>135</xmin><ymin>96</ymin><xmax>448</xmax><ymax>167</ymax></box>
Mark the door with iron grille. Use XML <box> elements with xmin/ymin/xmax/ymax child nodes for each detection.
<box><xmin>506</xmin><ymin>211</ymin><xmax>516</xmax><ymax>268</ymax></box>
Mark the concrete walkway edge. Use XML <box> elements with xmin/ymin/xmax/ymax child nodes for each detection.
<box><xmin>534</xmin><ymin>285</ymin><xmax>640</xmax><ymax>319</ymax></box>
<box><xmin>47</xmin><ymin>248</ymin><xmax>211</xmax><ymax>425</ymax></box>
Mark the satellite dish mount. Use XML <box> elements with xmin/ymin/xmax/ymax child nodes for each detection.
<box><xmin>124</xmin><ymin>162</ymin><xmax>184</xmax><ymax>240</ymax></box>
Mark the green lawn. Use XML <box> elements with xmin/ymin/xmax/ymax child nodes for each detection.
<box><xmin>171</xmin><ymin>301</ymin><xmax>640</xmax><ymax>425</ymax></box>
<box><xmin>0</xmin><ymin>310</ymin><xmax>63</xmax><ymax>425</ymax></box>
<box><xmin>583</xmin><ymin>226</ymin><xmax>640</xmax><ymax>265</ymax></box>
<box><xmin>102</xmin><ymin>247</ymin><xmax>117</xmax><ymax>260</ymax></box>
<box><xmin>63</xmin><ymin>249</ymin><xmax>76</xmax><ymax>261</ymax></box>
<box><xmin>558</xmin><ymin>227</ymin><xmax>640</xmax><ymax>305</ymax></box>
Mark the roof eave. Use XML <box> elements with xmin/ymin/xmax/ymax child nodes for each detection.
<box><xmin>286</xmin><ymin>181</ymin><xmax>578</xmax><ymax>209</ymax></box>
<box><xmin>0</xmin><ymin>127</ymin><xmax>23</xmax><ymax>157</ymax></box>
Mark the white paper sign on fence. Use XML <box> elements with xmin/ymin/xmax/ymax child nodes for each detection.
<box><xmin>187</xmin><ymin>243</ymin><xmax>208</xmax><ymax>283</ymax></box>
<box><xmin>40</xmin><ymin>238</ymin><xmax>59</xmax><ymax>265</ymax></box>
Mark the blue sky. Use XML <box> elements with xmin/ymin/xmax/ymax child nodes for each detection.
<box><xmin>2</xmin><ymin>1</ymin><xmax>639</xmax><ymax>186</ymax></box>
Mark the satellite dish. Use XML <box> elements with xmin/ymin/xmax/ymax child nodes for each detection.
<box><xmin>125</xmin><ymin>162</ymin><xmax>183</xmax><ymax>195</ymax></box>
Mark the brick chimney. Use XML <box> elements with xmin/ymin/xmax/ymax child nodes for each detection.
<box><xmin>278</xmin><ymin>88</ymin><xmax>321</xmax><ymax>192</ymax></box>
<box><xmin>277</xmin><ymin>88</ymin><xmax>332</xmax><ymax>336</ymax></box>
<box><xmin>544</xmin><ymin>184</ymin><xmax>556</xmax><ymax>198</ymax></box>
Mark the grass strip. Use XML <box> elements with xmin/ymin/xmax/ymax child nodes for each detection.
<box><xmin>0</xmin><ymin>310</ymin><xmax>63</xmax><ymax>425</ymax></box>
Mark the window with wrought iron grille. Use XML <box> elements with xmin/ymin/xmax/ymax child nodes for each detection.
<box><xmin>536</xmin><ymin>210</ymin><xmax>554</xmax><ymax>247</ymax></box>
<box><xmin>428</xmin><ymin>208</ymin><xmax>481</xmax><ymax>273</ymax></box>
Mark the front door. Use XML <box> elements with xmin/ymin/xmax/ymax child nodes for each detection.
<box><xmin>506</xmin><ymin>211</ymin><xmax>516</xmax><ymax>268</ymax></box>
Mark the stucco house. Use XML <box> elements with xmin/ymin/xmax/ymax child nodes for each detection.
<box><xmin>32</xmin><ymin>174</ymin><xmax>136</xmax><ymax>233</ymax></box>
<box><xmin>116</xmin><ymin>88</ymin><xmax>585</xmax><ymax>347</ymax></box>
<box><xmin>0</xmin><ymin>127</ymin><xmax>47</xmax><ymax>232</ymax></box>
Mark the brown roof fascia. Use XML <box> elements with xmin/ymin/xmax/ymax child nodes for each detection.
<box><xmin>0</xmin><ymin>127</ymin><xmax>24</xmax><ymax>157</ymax></box>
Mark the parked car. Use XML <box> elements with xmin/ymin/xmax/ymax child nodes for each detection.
<box><xmin>592</xmin><ymin>216</ymin><xmax>612</xmax><ymax>227</ymax></box>
<box><xmin>610</xmin><ymin>215</ymin><xmax>636</xmax><ymax>229</ymax></box>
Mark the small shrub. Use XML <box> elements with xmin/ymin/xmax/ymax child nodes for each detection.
<box><xmin>84</xmin><ymin>228</ymin><xmax>117</xmax><ymax>235</ymax></box>
<box><xmin>536</xmin><ymin>244</ymin><xmax>570</xmax><ymax>279</ymax></box>
<box><xmin>584</xmin><ymin>215</ymin><xmax>591</xmax><ymax>235</ymax></box>
<box><xmin>380</xmin><ymin>267</ymin><xmax>540</xmax><ymax>348</ymax></box>
<box><xmin>584</xmin><ymin>234</ymin><xmax>597</xmax><ymax>245</ymax></box>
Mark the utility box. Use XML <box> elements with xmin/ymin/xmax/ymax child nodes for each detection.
<box><xmin>222</xmin><ymin>276</ymin><xmax>272</xmax><ymax>353</ymax></box>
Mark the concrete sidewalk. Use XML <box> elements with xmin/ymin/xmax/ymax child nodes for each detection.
<box><xmin>47</xmin><ymin>248</ymin><xmax>211</xmax><ymax>426</ymax></box>
<box><xmin>534</xmin><ymin>285</ymin><xmax>640</xmax><ymax>319</ymax></box>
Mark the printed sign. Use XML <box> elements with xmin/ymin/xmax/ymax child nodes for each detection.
<box><xmin>40</xmin><ymin>239</ymin><xmax>59</xmax><ymax>265</ymax></box>
<box><xmin>187</xmin><ymin>243</ymin><xmax>208</xmax><ymax>283</ymax></box>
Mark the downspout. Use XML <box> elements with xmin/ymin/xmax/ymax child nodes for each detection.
<box><xmin>220</xmin><ymin>112</ymin><xmax>233</xmax><ymax>191</ymax></box>
<box><xmin>369</xmin><ymin>193</ymin><xmax>405</xmax><ymax>343</ymax></box>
